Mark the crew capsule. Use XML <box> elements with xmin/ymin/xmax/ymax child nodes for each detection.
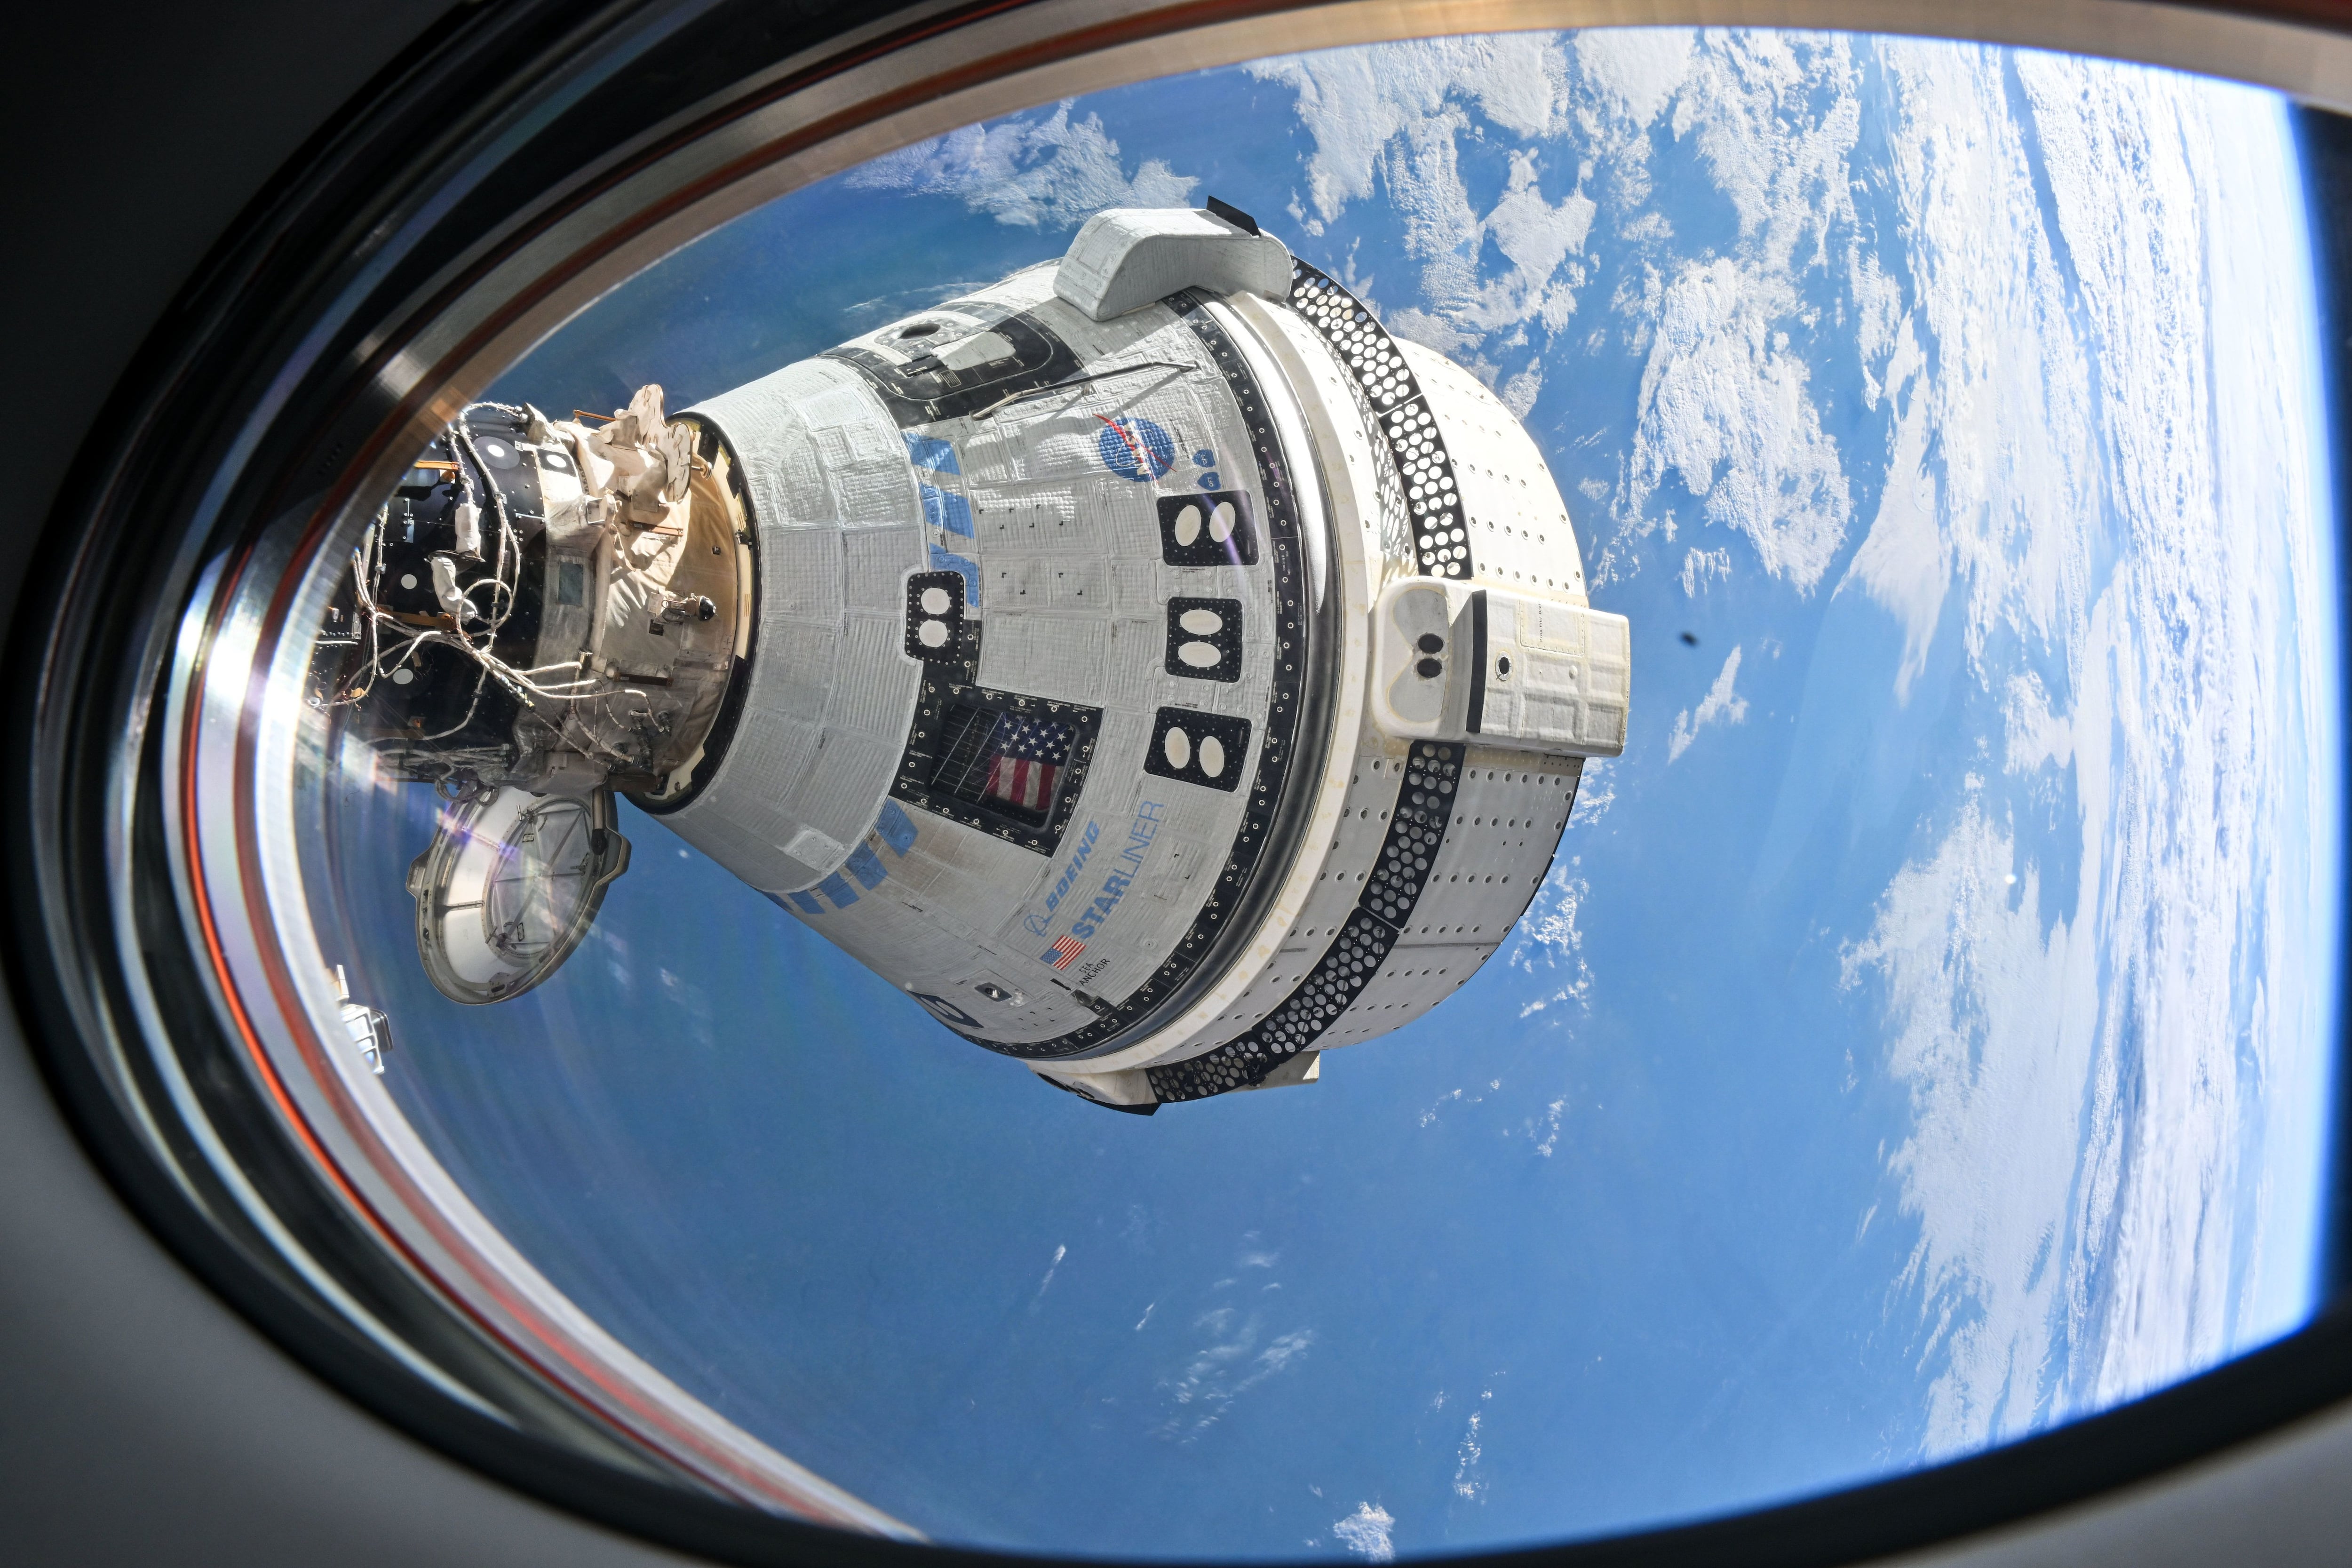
<box><xmin>316</xmin><ymin>202</ymin><xmax>1631</xmax><ymax>1112</ymax></box>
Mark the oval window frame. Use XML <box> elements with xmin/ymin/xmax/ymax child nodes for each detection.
<box><xmin>13</xmin><ymin>0</ymin><xmax>2352</xmax><ymax>1563</ymax></box>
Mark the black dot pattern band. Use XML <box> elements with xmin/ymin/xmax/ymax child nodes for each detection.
<box><xmin>1361</xmin><ymin>744</ymin><xmax>1458</xmax><ymax>923</ymax></box>
<box><xmin>1144</xmin><ymin>910</ymin><xmax>1393</xmax><ymax>1100</ymax></box>
<box><xmin>1146</xmin><ymin>742</ymin><xmax>1463</xmax><ymax>1103</ymax></box>
<box><xmin>1287</xmin><ymin>260</ymin><xmax>1476</xmax><ymax>581</ymax></box>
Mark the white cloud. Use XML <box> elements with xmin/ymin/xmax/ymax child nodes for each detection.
<box><xmin>1841</xmin><ymin>802</ymin><xmax>2091</xmax><ymax>1452</ymax></box>
<box><xmin>1158</xmin><ymin>1308</ymin><xmax>1315</xmax><ymax>1441</ymax></box>
<box><xmin>1627</xmin><ymin>258</ymin><xmax>1853</xmax><ymax>591</ymax></box>
<box><xmin>1498</xmin><ymin>363</ymin><xmax>1544</xmax><ymax>418</ymax></box>
<box><xmin>1673</xmin><ymin>32</ymin><xmax>1861</xmax><ymax>276</ymax></box>
<box><xmin>1841</xmin><ymin>48</ymin><xmax>2336</xmax><ymax>1455</ymax></box>
<box><xmin>2002</xmin><ymin>671</ymin><xmax>2073</xmax><ymax>776</ymax></box>
<box><xmin>1509</xmin><ymin>863</ymin><xmax>1590</xmax><ymax>1013</ymax></box>
<box><xmin>845</xmin><ymin>104</ymin><xmax>1195</xmax><ymax>229</ymax></box>
<box><xmin>1531</xmin><ymin>1097</ymin><xmax>1566</xmax><ymax>1157</ymax></box>
<box><xmin>1667</xmin><ymin>645</ymin><xmax>1748</xmax><ymax>762</ymax></box>
<box><xmin>1835</xmin><ymin>313</ymin><xmax>1945</xmax><ymax>699</ymax></box>
<box><xmin>1248</xmin><ymin>38</ymin><xmax>1563</xmax><ymax>224</ymax></box>
<box><xmin>1333</xmin><ymin>1502</ymin><xmax>1396</xmax><ymax>1562</ymax></box>
<box><xmin>1452</xmin><ymin>1393</ymin><xmax>1493</xmax><ymax>1500</ymax></box>
<box><xmin>2006</xmin><ymin>47</ymin><xmax>2334</xmax><ymax>1396</ymax></box>
<box><xmin>1572</xmin><ymin>27</ymin><xmax>1694</xmax><ymax>133</ymax></box>
<box><xmin>1858</xmin><ymin>42</ymin><xmax>2099</xmax><ymax>700</ymax></box>
<box><xmin>1679</xmin><ymin>547</ymin><xmax>1731</xmax><ymax>597</ymax></box>
<box><xmin>1597</xmin><ymin>33</ymin><xmax>1868</xmax><ymax>590</ymax></box>
<box><xmin>1384</xmin><ymin>306</ymin><xmax>1476</xmax><ymax>358</ymax></box>
<box><xmin>1031</xmin><ymin>1243</ymin><xmax>1066</xmax><ymax>1308</ymax></box>
<box><xmin>1569</xmin><ymin>763</ymin><xmax>1615</xmax><ymax>828</ymax></box>
<box><xmin>1248</xmin><ymin>39</ymin><xmax>1591</xmax><ymax>341</ymax></box>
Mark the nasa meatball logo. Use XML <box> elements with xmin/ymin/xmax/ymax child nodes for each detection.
<box><xmin>1095</xmin><ymin>414</ymin><xmax>1175</xmax><ymax>480</ymax></box>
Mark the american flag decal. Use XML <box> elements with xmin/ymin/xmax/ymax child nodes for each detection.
<box><xmin>1045</xmin><ymin>935</ymin><xmax>1086</xmax><ymax>969</ymax></box>
<box><xmin>931</xmin><ymin>703</ymin><xmax>1077</xmax><ymax>828</ymax></box>
<box><xmin>985</xmin><ymin>714</ymin><xmax>1071</xmax><ymax>813</ymax></box>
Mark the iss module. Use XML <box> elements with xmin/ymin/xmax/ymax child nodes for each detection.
<box><xmin>318</xmin><ymin>203</ymin><xmax>1631</xmax><ymax>1112</ymax></box>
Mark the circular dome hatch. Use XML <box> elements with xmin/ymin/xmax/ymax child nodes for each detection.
<box><xmin>406</xmin><ymin>788</ymin><xmax>631</xmax><ymax>1004</ymax></box>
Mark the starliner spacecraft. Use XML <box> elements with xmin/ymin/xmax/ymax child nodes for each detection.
<box><xmin>315</xmin><ymin>201</ymin><xmax>1631</xmax><ymax>1112</ymax></box>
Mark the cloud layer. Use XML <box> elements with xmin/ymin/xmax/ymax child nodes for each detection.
<box><xmin>1842</xmin><ymin>48</ymin><xmax>2331</xmax><ymax>1452</ymax></box>
<box><xmin>847</xmin><ymin>104</ymin><xmax>1197</xmax><ymax>229</ymax></box>
<box><xmin>1257</xmin><ymin>30</ymin><xmax>2334</xmax><ymax>1469</ymax></box>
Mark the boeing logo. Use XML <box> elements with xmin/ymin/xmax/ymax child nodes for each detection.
<box><xmin>1024</xmin><ymin>820</ymin><xmax>1101</xmax><ymax>936</ymax></box>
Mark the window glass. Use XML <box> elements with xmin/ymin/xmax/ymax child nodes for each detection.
<box><xmin>286</xmin><ymin>28</ymin><xmax>2341</xmax><ymax>1559</ymax></box>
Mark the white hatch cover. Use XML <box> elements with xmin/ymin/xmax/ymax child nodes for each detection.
<box><xmin>1370</xmin><ymin>579</ymin><xmax>1630</xmax><ymax>758</ymax></box>
<box><xmin>408</xmin><ymin>788</ymin><xmax>632</xmax><ymax>1004</ymax></box>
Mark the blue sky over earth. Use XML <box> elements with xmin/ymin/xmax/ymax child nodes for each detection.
<box><xmin>320</xmin><ymin>28</ymin><xmax>2342</xmax><ymax>1560</ymax></box>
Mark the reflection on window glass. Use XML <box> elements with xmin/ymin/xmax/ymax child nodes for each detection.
<box><xmin>295</xmin><ymin>28</ymin><xmax>2339</xmax><ymax>1560</ymax></box>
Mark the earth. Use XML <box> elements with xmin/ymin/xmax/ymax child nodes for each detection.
<box><xmin>322</xmin><ymin>27</ymin><xmax>2339</xmax><ymax>1560</ymax></box>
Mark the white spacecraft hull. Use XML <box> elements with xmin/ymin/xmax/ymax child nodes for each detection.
<box><xmin>345</xmin><ymin>205</ymin><xmax>1629</xmax><ymax>1111</ymax></box>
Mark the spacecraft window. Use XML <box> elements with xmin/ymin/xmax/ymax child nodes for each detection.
<box><xmin>929</xmin><ymin>702</ymin><xmax>1077</xmax><ymax>827</ymax></box>
<box><xmin>28</xmin><ymin>6</ymin><xmax>2352</xmax><ymax>1568</ymax></box>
